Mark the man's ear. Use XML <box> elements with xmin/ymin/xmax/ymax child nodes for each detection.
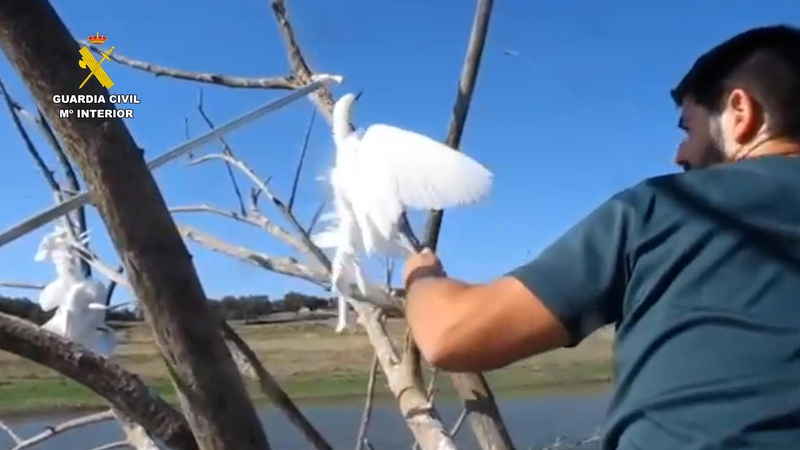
<box><xmin>725</xmin><ymin>88</ymin><xmax>763</xmax><ymax>145</ymax></box>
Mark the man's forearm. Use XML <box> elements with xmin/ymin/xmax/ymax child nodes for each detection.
<box><xmin>405</xmin><ymin>276</ymin><xmax>473</xmax><ymax>360</ymax></box>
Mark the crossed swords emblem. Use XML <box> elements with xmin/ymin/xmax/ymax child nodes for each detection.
<box><xmin>78</xmin><ymin>45</ymin><xmax>115</xmax><ymax>89</ymax></box>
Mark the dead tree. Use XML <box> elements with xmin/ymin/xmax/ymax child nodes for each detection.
<box><xmin>0</xmin><ymin>0</ymin><xmax>544</xmax><ymax>449</ymax></box>
<box><xmin>0</xmin><ymin>1</ymin><xmax>271</xmax><ymax>450</ymax></box>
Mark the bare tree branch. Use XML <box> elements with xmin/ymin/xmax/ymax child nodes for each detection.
<box><xmin>81</xmin><ymin>41</ymin><xmax>299</xmax><ymax>90</ymax></box>
<box><xmin>268</xmin><ymin>0</ymin><xmax>337</xmax><ymax>123</ymax></box>
<box><xmin>0</xmin><ymin>2</ymin><xmax>271</xmax><ymax>448</ymax></box>
<box><xmin>355</xmin><ymin>354</ymin><xmax>380</xmax><ymax>450</ymax></box>
<box><xmin>1</xmin><ymin>81</ymin><xmax>92</xmax><ymax>277</ymax></box>
<box><xmin>0</xmin><ymin>281</ymin><xmax>45</xmax><ymax>290</ymax></box>
<box><xmin>0</xmin><ymin>77</ymin><xmax>60</xmax><ymax>194</ymax></box>
<box><xmin>421</xmin><ymin>0</ymin><xmax>494</xmax><ymax>247</ymax></box>
<box><xmin>170</xmin><ymin>204</ymin><xmax>301</xmax><ymax>252</ymax></box>
<box><xmin>0</xmin><ymin>313</ymin><xmax>198</xmax><ymax>450</ymax></box>
<box><xmin>0</xmin><ymin>420</ymin><xmax>21</xmax><ymax>444</ymax></box>
<box><xmin>398</xmin><ymin>2</ymin><xmax>514</xmax><ymax>449</ymax></box>
<box><xmin>221</xmin><ymin>322</ymin><xmax>334</xmax><ymax>450</ymax></box>
<box><xmin>189</xmin><ymin>152</ymin><xmax>330</xmax><ymax>268</ymax></box>
<box><xmin>0</xmin><ymin>86</ymin><xmax>90</xmax><ymax>280</ymax></box>
<box><xmin>177</xmin><ymin>223</ymin><xmax>328</xmax><ymax>285</ymax></box>
<box><xmin>449</xmin><ymin>408</ymin><xmax>469</xmax><ymax>436</ymax></box>
<box><xmin>9</xmin><ymin>410</ymin><xmax>115</xmax><ymax>450</ymax></box>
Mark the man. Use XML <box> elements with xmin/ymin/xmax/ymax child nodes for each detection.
<box><xmin>403</xmin><ymin>25</ymin><xmax>800</xmax><ymax>449</ymax></box>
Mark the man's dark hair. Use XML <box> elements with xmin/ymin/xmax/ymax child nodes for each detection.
<box><xmin>671</xmin><ymin>25</ymin><xmax>800</xmax><ymax>140</ymax></box>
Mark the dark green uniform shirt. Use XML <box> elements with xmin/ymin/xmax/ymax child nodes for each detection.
<box><xmin>509</xmin><ymin>155</ymin><xmax>800</xmax><ymax>449</ymax></box>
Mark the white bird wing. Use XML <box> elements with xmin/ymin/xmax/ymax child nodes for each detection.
<box><xmin>38</xmin><ymin>278</ymin><xmax>71</xmax><ymax>311</ymax></box>
<box><xmin>358</xmin><ymin>124</ymin><xmax>493</xmax><ymax>210</ymax></box>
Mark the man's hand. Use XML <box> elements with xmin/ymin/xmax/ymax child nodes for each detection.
<box><xmin>403</xmin><ymin>248</ymin><xmax>446</xmax><ymax>291</ymax></box>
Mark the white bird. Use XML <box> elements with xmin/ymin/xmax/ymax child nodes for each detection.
<box><xmin>313</xmin><ymin>92</ymin><xmax>493</xmax><ymax>332</ymax></box>
<box><xmin>34</xmin><ymin>225</ymin><xmax>116</xmax><ymax>356</ymax></box>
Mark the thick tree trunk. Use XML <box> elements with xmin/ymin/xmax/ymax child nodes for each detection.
<box><xmin>0</xmin><ymin>2</ymin><xmax>270</xmax><ymax>450</ymax></box>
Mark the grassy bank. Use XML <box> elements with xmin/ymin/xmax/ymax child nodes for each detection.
<box><xmin>0</xmin><ymin>319</ymin><xmax>614</xmax><ymax>415</ymax></box>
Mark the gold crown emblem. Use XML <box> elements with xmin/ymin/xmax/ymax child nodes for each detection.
<box><xmin>87</xmin><ymin>32</ymin><xmax>108</xmax><ymax>45</ymax></box>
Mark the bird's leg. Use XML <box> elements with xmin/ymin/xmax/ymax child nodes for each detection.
<box><xmin>350</xmin><ymin>260</ymin><xmax>371</xmax><ymax>298</ymax></box>
<box><xmin>334</xmin><ymin>296</ymin><xmax>348</xmax><ymax>333</ymax></box>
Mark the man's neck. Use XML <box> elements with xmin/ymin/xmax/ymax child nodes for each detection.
<box><xmin>735</xmin><ymin>139</ymin><xmax>800</xmax><ymax>161</ymax></box>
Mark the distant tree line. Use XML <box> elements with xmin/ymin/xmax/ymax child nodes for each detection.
<box><xmin>0</xmin><ymin>290</ymin><xmax>342</xmax><ymax>323</ymax></box>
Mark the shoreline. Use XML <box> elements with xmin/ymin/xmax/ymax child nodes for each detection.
<box><xmin>0</xmin><ymin>320</ymin><xmax>614</xmax><ymax>418</ymax></box>
<box><xmin>0</xmin><ymin>373</ymin><xmax>612</xmax><ymax>419</ymax></box>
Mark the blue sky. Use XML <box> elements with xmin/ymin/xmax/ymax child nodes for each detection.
<box><xmin>0</xmin><ymin>0</ymin><xmax>797</xmax><ymax>305</ymax></box>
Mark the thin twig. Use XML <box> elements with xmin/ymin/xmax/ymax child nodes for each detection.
<box><xmin>0</xmin><ymin>77</ymin><xmax>60</xmax><ymax>193</ymax></box>
<box><xmin>81</xmin><ymin>41</ymin><xmax>299</xmax><ymax>90</ymax></box>
<box><xmin>0</xmin><ymin>420</ymin><xmax>21</xmax><ymax>444</ymax></box>
<box><xmin>104</xmin><ymin>265</ymin><xmax>126</xmax><ymax>306</ymax></box>
<box><xmin>355</xmin><ymin>354</ymin><xmax>380</xmax><ymax>450</ymax></box>
<box><xmin>448</xmin><ymin>408</ymin><xmax>469</xmax><ymax>436</ymax></box>
<box><xmin>288</xmin><ymin>108</ymin><xmax>316</xmax><ymax>212</ymax></box>
<box><xmin>196</xmin><ymin>89</ymin><xmax>247</xmax><ymax>215</ymax></box>
<box><xmin>305</xmin><ymin>201</ymin><xmax>327</xmax><ymax>235</ymax></box>
<box><xmin>10</xmin><ymin>409</ymin><xmax>115</xmax><ymax>450</ymax></box>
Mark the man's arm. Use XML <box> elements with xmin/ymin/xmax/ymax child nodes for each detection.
<box><xmin>404</xmin><ymin>192</ymin><xmax>634</xmax><ymax>372</ymax></box>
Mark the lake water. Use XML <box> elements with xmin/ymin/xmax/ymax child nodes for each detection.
<box><xmin>0</xmin><ymin>389</ymin><xmax>610</xmax><ymax>450</ymax></box>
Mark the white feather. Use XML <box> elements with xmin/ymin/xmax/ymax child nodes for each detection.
<box><xmin>358</xmin><ymin>124</ymin><xmax>493</xmax><ymax>209</ymax></box>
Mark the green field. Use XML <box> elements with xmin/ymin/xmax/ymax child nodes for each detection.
<box><xmin>0</xmin><ymin>319</ymin><xmax>614</xmax><ymax>415</ymax></box>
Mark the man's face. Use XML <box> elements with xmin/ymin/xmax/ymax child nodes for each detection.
<box><xmin>674</xmin><ymin>99</ymin><xmax>727</xmax><ymax>171</ymax></box>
